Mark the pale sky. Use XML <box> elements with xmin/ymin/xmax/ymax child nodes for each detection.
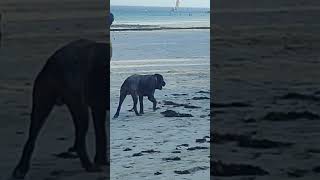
<box><xmin>110</xmin><ymin>0</ymin><xmax>210</xmax><ymax>8</ymax></box>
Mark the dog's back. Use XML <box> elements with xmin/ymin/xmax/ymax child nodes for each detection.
<box><xmin>36</xmin><ymin>39</ymin><xmax>110</xmax><ymax>108</ymax></box>
<box><xmin>121</xmin><ymin>74</ymin><xmax>140</xmax><ymax>94</ymax></box>
<box><xmin>120</xmin><ymin>74</ymin><xmax>154</xmax><ymax>95</ymax></box>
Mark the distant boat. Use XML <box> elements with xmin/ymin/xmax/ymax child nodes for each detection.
<box><xmin>171</xmin><ymin>0</ymin><xmax>180</xmax><ymax>12</ymax></box>
<box><xmin>175</xmin><ymin>0</ymin><xmax>180</xmax><ymax>10</ymax></box>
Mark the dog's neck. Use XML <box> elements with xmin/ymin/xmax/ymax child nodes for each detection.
<box><xmin>154</xmin><ymin>75</ymin><xmax>158</xmax><ymax>85</ymax></box>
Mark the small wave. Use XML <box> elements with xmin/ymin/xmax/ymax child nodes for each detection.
<box><xmin>111</xmin><ymin>25</ymin><xmax>209</xmax><ymax>31</ymax></box>
<box><xmin>111</xmin><ymin>22</ymin><xmax>209</xmax><ymax>31</ymax></box>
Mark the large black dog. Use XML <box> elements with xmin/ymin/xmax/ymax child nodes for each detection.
<box><xmin>12</xmin><ymin>39</ymin><xmax>110</xmax><ymax>179</ymax></box>
<box><xmin>113</xmin><ymin>74</ymin><xmax>166</xmax><ymax>118</ymax></box>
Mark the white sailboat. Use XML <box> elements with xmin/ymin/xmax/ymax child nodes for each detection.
<box><xmin>175</xmin><ymin>0</ymin><xmax>180</xmax><ymax>10</ymax></box>
<box><xmin>171</xmin><ymin>0</ymin><xmax>181</xmax><ymax>12</ymax></box>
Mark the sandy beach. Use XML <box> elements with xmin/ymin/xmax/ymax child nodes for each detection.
<box><xmin>0</xmin><ymin>0</ymin><xmax>108</xmax><ymax>179</ymax></box>
<box><xmin>212</xmin><ymin>0</ymin><xmax>320</xmax><ymax>179</ymax></box>
<box><xmin>0</xmin><ymin>0</ymin><xmax>210</xmax><ymax>179</ymax></box>
<box><xmin>110</xmin><ymin>30</ymin><xmax>210</xmax><ymax>179</ymax></box>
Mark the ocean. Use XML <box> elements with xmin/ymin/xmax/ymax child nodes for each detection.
<box><xmin>110</xmin><ymin>6</ymin><xmax>210</xmax><ymax>62</ymax></box>
<box><xmin>110</xmin><ymin>6</ymin><xmax>210</xmax><ymax>30</ymax></box>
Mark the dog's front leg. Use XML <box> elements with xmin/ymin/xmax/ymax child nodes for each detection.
<box><xmin>65</xmin><ymin>94</ymin><xmax>101</xmax><ymax>172</ymax></box>
<box><xmin>92</xmin><ymin>107</ymin><xmax>108</xmax><ymax>166</ymax></box>
<box><xmin>148</xmin><ymin>95</ymin><xmax>157</xmax><ymax>111</ymax></box>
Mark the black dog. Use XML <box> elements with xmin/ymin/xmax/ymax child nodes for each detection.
<box><xmin>12</xmin><ymin>39</ymin><xmax>110</xmax><ymax>179</ymax></box>
<box><xmin>113</xmin><ymin>74</ymin><xmax>166</xmax><ymax>118</ymax></box>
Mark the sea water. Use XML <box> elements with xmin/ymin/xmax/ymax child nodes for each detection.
<box><xmin>110</xmin><ymin>6</ymin><xmax>210</xmax><ymax>61</ymax></box>
<box><xmin>110</xmin><ymin>6</ymin><xmax>210</xmax><ymax>29</ymax></box>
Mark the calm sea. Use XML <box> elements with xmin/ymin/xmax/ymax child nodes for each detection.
<box><xmin>110</xmin><ymin>6</ymin><xmax>210</xmax><ymax>29</ymax></box>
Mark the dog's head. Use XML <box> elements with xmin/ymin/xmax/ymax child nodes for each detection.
<box><xmin>154</xmin><ymin>74</ymin><xmax>166</xmax><ymax>90</ymax></box>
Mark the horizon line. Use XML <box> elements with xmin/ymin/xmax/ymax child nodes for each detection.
<box><xmin>110</xmin><ymin>4</ymin><xmax>210</xmax><ymax>8</ymax></box>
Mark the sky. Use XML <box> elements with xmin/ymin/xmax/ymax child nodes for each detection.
<box><xmin>110</xmin><ymin>0</ymin><xmax>210</xmax><ymax>8</ymax></box>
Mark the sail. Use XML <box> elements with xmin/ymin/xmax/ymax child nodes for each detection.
<box><xmin>173</xmin><ymin>0</ymin><xmax>181</xmax><ymax>11</ymax></box>
<box><xmin>175</xmin><ymin>0</ymin><xmax>180</xmax><ymax>9</ymax></box>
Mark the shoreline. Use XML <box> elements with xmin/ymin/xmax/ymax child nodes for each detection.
<box><xmin>111</xmin><ymin>26</ymin><xmax>210</xmax><ymax>31</ymax></box>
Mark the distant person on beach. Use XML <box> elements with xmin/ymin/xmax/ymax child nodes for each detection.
<box><xmin>108</xmin><ymin>12</ymin><xmax>114</xmax><ymax>58</ymax></box>
<box><xmin>109</xmin><ymin>12</ymin><xmax>114</xmax><ymax>26</ymax></box>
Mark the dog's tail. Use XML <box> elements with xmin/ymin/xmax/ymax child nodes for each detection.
<box><xmin>120</xmin><ymin>85</ymin><xmax>128</xmax><ymax>95</ymax></box>
<box><xmin>120</xmin><ymin>79</ymin><xmax>130</xmax><ymax>95</ymax></box>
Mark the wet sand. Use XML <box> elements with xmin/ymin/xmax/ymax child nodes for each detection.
<box><xmin>212</xmin><ymin>0</ymin><xmax>320</xmax><ymax>179</ymax></box>
<box><xmin>110</xmin><ymin>58</ymin><xmax>210</xmax><ymax>180</ymax></box>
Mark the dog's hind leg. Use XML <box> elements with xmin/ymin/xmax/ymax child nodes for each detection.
<box><xmin>139</xmin><ymin>95</ymin><xmax>144</xmax><ymax>114</ymax></box>
<box><xmin>131</xmin><ymin>94</ymin><xmax>140</xmax><ymax>116</ymax></box>
<box><xmin>113</xmin><ymin>91</ymin><xmax>127</xmax><ymax>118</ymax></box>
<box><xmin>12</xmin><ymin>78</ymin><xmax>56</xmax><ymax>179</ymax></box>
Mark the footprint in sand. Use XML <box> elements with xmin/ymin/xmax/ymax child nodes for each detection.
<box><xmin>52</xmin><ymin>152</ymin><xmax>78</xmax><ymax>159</ymax></box>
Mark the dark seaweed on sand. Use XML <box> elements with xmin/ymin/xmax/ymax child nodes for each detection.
<box><xmin>211</xmin><ymin>102</ymin><xmax>251</xmax><ymax>108</ymax></box>
<box><xmin>162</xmin><ymin>157</ymin><xmax>181</xmax><ymax>161</ymax></box>
<box><xmin>171</xmin><ymin>151</ymin><xmax>181</xmax><ymax>153</ymax></box>
<box><xmin>171</xmin><ymin>93</ymin><xmax>188</xmax><ymax>96</ymax></box>
<box><xmin>162</xmin><ymin>100</ymin><xmax>200</xmax><ymax>109</ymax></box>
<box><xmin>214</xmin><ymin>133</ymin><xmax>246</xmax><ymax>143</ymax></box>
<box><xmin>175</xmin><ymin>166</ymin><xmax>209</xmax><ymax>175</ymax></box>
<box><xmin>52</xmin><ymin>152</ymin><xmax>78</xmax><ymax>159</ymax></box>
<box><xmin>307</xmin><ymin>148</ymin><xmax>320</xmax><ymax>153</ymax></box>
<box><xmin>141</xmin><ymin>149</ymin><xmax>160</xmax><ymax>153</ymax></box>
<box><xmin>174</xmin><ymin>170</ymin><xmax>190</xmax><ymax>174</ymax></box>
<box><xmin>163</xmin><ymin>100</ymin><xmax>182</xmax><ymax>106</ymax></box>
<box><xmin>192</xmin><ymin>96</ymin><xmax>210</xmax><ymax>100</ymax></box>
<box><xmin>187</xmin><ymin>146</ymin><xmax>208</xmax><ymax>151</ymax></box>
<box><xmin>238</xmin><ymin>138</ymin><xmax>292</xmax><ymax>149</ymax></box>
<box><xmin>50</xmin><ymin>170</ymin><xmax>66</xmax><ymax>176</ymax></box>
<box><xmin>214</xmin><ymin>133</ymin><xmax>293</xmax><ymax>149</ymax></box>
<box><xmin>123</xmin><ymin>148</ymin><xmax>132</xmax><ymax>151</ymax></box>
<box><xmin>313</xmin><ymin>166</ymin><xmax>320</xmax><ymax>173</ymax></box>
<box><xmin>287</xmin><ymin>169</ymin><xmax>308</xmax><ymax>178</ymax></box>
<box><xmin>196</xmin><ymin>138</ymin><xmax>207</xmax><ymax>143</ymax></box>
<box><xmin>184</xmin><ymin>104</ymin><xmax>201</xmax><ymax>109</ymax></box>
<box><xmin>211</xmin><ymin>160</ymin><xmax>269</xmax><ymax>176</ymax></box>
<box><xmin>242</xmin><ymin>118</ymin><xmax>256</xmax><ymax>123</ymax></box>
<box><xmin>177</xmin><ymin>144</ymin><xmax>189</xmax><ymax>148</ymax></box>
<box><xmin>161</xmin><ymin>110</ymin><xmax>193</xmax><ymax>117</ymax></box>
<box><xmin>132</xmin><ymin>152</ymin><xmax>143</xmax><ymax>157</ymax></box>
<box><xmin>196</xmin><ymin>90</ymin><xmax>210</xmax><ymax>94</ymax></box>
<box><xmin>262</xmin><ymin>111</ymin><xmax>320</xmax><ymax>121</ymax></box>
<box><xmin>278</xmin><ymin>92</ymin><xmax>320</xmax><ymax>101</ymax></box>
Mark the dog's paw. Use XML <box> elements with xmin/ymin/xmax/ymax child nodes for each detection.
<box><xmin>68</xmin><ymin>146</ymin><xmax>77</xmax><ymax>153</ymax></box>
<box><xmin>94</xmin><ymin>158</ymin><xmax>109</xmax><ymax>167</ymax></box>
<box><xmin>85</xmin><ymin>164</ymin><xmax>102</xmax><ymax>172</ymax></box>
<box><xmin>12</xmin><ymin>166</ymin><xmax>28</xmax><ymax>179</ymax></box>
